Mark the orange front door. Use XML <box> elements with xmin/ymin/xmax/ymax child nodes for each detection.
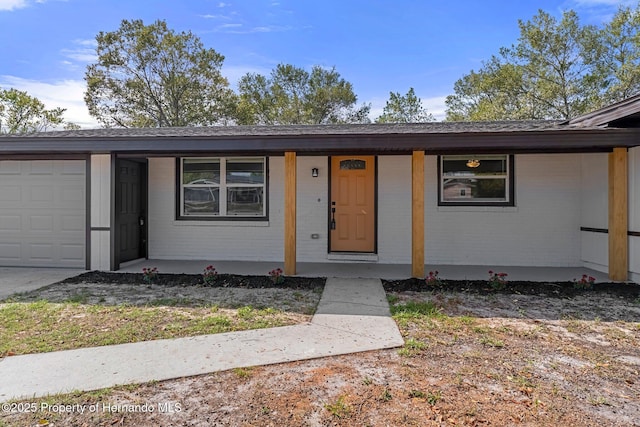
<box><xmin>330</xmin><ymin>156</ymin><xmax>376</xmax><ymax>252</ymax></box>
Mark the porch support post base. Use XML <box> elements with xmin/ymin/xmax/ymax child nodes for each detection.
<box><xmin>284</xmin><ymin>152</ymin><xmax>297</xmax><ymax>276</ymax></box>
<box><xmin>412</xmin><ymin>151</ymin><xmax>425</xmax><ymax>278</ymax></box>
<box><xmin>608</xmin><ymin>147</ymin><xmax>628</xmax><ymax>281</ymax></box>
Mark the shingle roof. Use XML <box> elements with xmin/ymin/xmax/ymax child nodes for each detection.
<box><xmin>565</xmin><ymin>93</ymin><xmax>640</xmax><ymax>127</ymax></box>
<box><xmin>0</xmin><ymin>120</ymin><xmax>570</xmax><ymax>139</ymax></box>
<box><xmin>0</xmin><ymin>120</ymin><xmax>638</xmax><ymax>155</ymax></box>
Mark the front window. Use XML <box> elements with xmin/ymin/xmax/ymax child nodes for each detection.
<box><xmin>180</xmin><ymin>157</ymin><xmax>266</xmax><ymax>218</ymax></box>
<box><xmin>439</xmin><ymin>155</ymin><xmax>514</xmax><ymax>206</ymax></box>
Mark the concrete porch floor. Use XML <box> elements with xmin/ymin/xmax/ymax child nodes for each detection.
<box><xmin>117</xmin><ymin>259</ymin><xmax>616</xmax><ymax>283</ymax></box>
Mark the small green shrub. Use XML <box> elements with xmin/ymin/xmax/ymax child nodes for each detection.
<box><xmin>203</xmin><ymin>265</ymin><xmax>218</xmax><ymax>285</ymax></box>
<box><xmin>142</xmin><ymin>267</ymin><xmax>158</xmax><ymax>283</ymax></box>
<box><xmin>488</xmin><ymin>270</ymin><xmax>508</xmax><ymax>290</ymax></box>
<box><xmin>325</xmin><ymin>395</ymin><xmax>351</xmax><ymax>419</ymax></box>
<box><xmin>573</xmin><ymin>274</ymin><xmax>595</xmax><ymax>290</ymax></box>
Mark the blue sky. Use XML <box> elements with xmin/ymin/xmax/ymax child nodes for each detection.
<box><xmin>0</xmin><ymin>0</ymin><xmax>634</xmax><ymax>127</ymax></box>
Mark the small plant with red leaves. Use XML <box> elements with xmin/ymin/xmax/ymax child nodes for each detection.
<box><xmin>488</xmin><ymin>270</ymin><xmax>508</xmax><ymax>290</ymax></box>
<box><xmin>269</xmin><ymin>268</ymin><xmax>284</xmax><ymax>285</ymax></box>
<box><xmin>425</xmin><ymin>270</ymin><xmax>442</xmax><ymax>287</ymax></box>
<box><xmin>203</xmin><ymin>265</ymin><xmax>218</xmax><ymax>285</ymax></box>
<box><xmin>142</xmin><ymin>267</ymin><xmax>158</xmax><ymax>284</ymax></box>
<box><xmin>573</xmin><ymin>274</ymin><xmax>596</xmax><ymax>290</ymax></box>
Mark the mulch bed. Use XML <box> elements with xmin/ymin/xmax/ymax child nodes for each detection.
<box><xmin>59</xmin><ymin>271</ymin><xmax>325</xmax><ymax>291</ymax></box>
<box><xmin>383</xmin><ymin>278</ymin><xmax>640</xmax><ymax>299</ymax></box>
<box><xmin>60</xmin><ymin>272</ymin><xmax>640</xmax><ymax>298</ymax></box>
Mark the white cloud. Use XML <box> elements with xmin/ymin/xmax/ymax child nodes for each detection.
<box><xmin>367</xmin><ymin>96</ymin><xmax>386</xmax><ymax>120</ymax></box>
<box><xmin>0</xmin><ymin>0</ymin><xmax>28</xmax><ymax>11</ymax></box>
<box><xmin>0</xmin><ymin>0</ymin><xmax>65</xmax><ymax>11</ymax></box>
<box><xmin>222</xmin><ymin>64</ymin><xmax>273</xmax><ymax>87</ymax></box>
<box><xmin>0</xmin><ymin>75</ymin><xmax>99</xmax><ymax>128</ymax></box>
<box><xmin>59</xmin><ymin>39</ymin><xmax>97</xmax><ymax>70</ymax></box>
<box><xmin>60</xmin><ymin>48</ymin><xmax>97</xmax><ymax>63</ymax></box>
<box><xmin>564</xmin><ymin>0</ymin><xmax>635</xmax><ymax>23</ymax></box>
<box><xmin>200</xmin><ymin>13</ymin><xmax>231</xmax><ymax>19</ymax></box>
<box><xmin>571</xmin><ymin>0</ymin><xmax>634</xmax><ymax>5</ymax></box>
<box><xmin>72</xmin><ymin>38</ymin><xmax>97</xmax><ymax>47</ymax></box>
<box><xmin>422</xmin><ymin>95</ymin><xmax>448</xmax><ymax>121</ymax></box>
<box><xmin>213</xmin><ymin>24</ymin><xmax>292</xmax><ymax>34</ymax></box>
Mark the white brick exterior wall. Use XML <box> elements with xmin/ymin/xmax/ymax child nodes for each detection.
<box><xmin>579</xmin><ymin>153</ymin><xmax>609</xmax><ymax>272</ymax></box>
<box><xmin>425</xmin><ymin>154</ymin><xmax>582</xmax><ymax>266</ymax></box>
<box><xmin>148</xmin><ymin>154</ymin><xmax>612</xmax><ymax>269</ymax></box>
<box><xmin>579</xmin><ymin>150</ymin><xmax>640</xmax><ymax>282</ymax></box>
<box><xmin>377</xmin><ymin>156</ymin><xmax>412</xmax><ymax>263</ymax></box>
<box><xmin>148</xmin><ymin>157</ymin><xmax>284</xmax><ymax>261</ymax></box>
<box><xmin>296</xmin><ymin>157</ymin><xmax>329</xmax><ymax>261</ymax></box>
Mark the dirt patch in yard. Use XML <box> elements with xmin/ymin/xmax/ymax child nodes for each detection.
<box><xmin>2</xmin><ymin>275</ymin><xmax>640</xmax><ymax>426</ymax></box>
<box><xmin>7</xmin><ymin>271</ymin><xmax>324</xmax><ymax>312</ymax></box>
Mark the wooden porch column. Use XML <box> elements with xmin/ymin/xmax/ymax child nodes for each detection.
<box><xmin>284</xmin><ymin>152</ymin><xmax>297</xmax><ymax>276</ymax></box>
<box><xmin>608</xmin><ymin>147</ymin><xmax>628</xmax><ymax>281</ymax></box>
<box><xmin>412</xmin><ymin>151</ymin><xmax>425</xmax><ymax>278</ymax></box>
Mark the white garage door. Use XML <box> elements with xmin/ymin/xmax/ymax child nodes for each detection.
<box><xmin>0</xmin><ymin>160</ymin><xmax>86</xmax><ymax>268</ymax></box>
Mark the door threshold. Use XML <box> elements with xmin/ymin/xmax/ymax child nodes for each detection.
<box><xmin>327</xmin><ymin>253</ymin><xmax>379</xmax><ymax>263</ymax></box>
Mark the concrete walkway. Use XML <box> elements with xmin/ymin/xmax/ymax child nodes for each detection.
<box><xmin>0</xmin><ymin>267</ymin><xmax>85</xmax><ymax>300</ymax></box>
<box><xmin>0</xmin><ymin>278</ymin><xmax>403</xmax><ymax>402</ymax></box>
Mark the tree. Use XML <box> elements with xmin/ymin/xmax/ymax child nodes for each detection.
<box><xmin>446</xmin><ymin>10</ymin><xmax>601</xmax><ymax>121</ymax></box>
<box><xmin>235</xmin><ymin>64</ymin><xmax>370</xmax><ymax>125</ymax></box>
<box><xmin>376</xmin><ymin>87</ymin><xmax>434</xmax><ymax>123</ymax></box>
<box><xmin>446</xmin><ymin>57</ymin><xmax>541</xmax><ymax>121</ymax></box>
<box><xmin>0</xmin><ymin>87</ymin><xmax>76</xmax><ymax>134</ymax></box>
<box><xmin>589</xmin><ymin>5</ymin><xmax>640</xmax><ymax>104</ymax></box>
<box><xmin>84</xmin><ymin>19</ymin><xmax>235</xmax><ymax>128</ymax></box>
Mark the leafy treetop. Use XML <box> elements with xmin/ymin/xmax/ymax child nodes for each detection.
<box><xmin>0</xmin><ymin>87</ymin><xmax>77</xmax><ymax>134</ymax></box>
<box><xmin>235</xmin><ymin>64</ymin><xmax>371</xmax><ymax>125</ymax></box>
<box><xmin>376</xmin><ymin>87</ymin><xmax>434</xmax><ymax>123</ymax></box>
<box><xmin>84</xmin><ymin>19</ymin><xmax>235</xmax><ymax>128</ymax></box>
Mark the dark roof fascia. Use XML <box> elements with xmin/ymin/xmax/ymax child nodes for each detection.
<box><xmin>0</xmin><ymin>127</ymin><xmax>638</xmax><ymax>157</ymax></box>
<box><xmin>565</xmin><ymin>93</ymin><xmax>640</xmax><ymax>127</ymax></box>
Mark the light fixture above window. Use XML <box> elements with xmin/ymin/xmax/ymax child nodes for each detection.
<box><xmin>466</xmin><ymin>159</ymin><xmax>480</xmax><ymax>168</ymax></box>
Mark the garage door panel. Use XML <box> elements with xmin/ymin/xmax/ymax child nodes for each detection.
<box><xmin>29</xmin><ymin>186</ymin><xmax>54</xmax><ymax>202</ymax></box>
<box><xmin>29</xmin><ymin>243</ymin><xmax>54</xmax><ymax>261</ymax></box>
<box><xmin>60</xmin><ymin>244</ymin><xmax>85</xmax><ymax>263</ymax></box>
<box><xmin>61</xmin><ymin>188</ymin><xmax>85</xmax><ymax>205</ymax></box>
<box><xmin>62</xmin><ymin>161</ymin><xmax>85</xmax><ymax>175</ymax></box>
<box><xmin>0</xmin><ymin>243</ymin><xmax>21</xmax><ymax>262</ymax></box>
<box><xmin>0</xmin><ymin>160</ymin><xmax>86</xmax><ymax>267</ymax></box>
<box><xmin>0</xmin><ymin>186</ymin><xmax>21</xmax><ymax>201</ymax></box>
<box><xmin>0</xmin><ymin>215</ymin><xmax>21</xmax><ymax>231</ymax></box>
<box><xmin>61</xmin><ymin>215</ymin><xmax>85</xmax><ymax>232</ymax></box>
<box><xmin>0</xmin><ymin>161</ymin><xmax>21</xmax><ymax>174</ymax></box>
<box><xmin>29</xmin><ymin>161</ymin><xmax>54</xmax><ymax>175</ymax></box>
<box><xmin>29</xmin><ymin>215</ymin><xmax>54</xmax><ymax>231</ymax></box>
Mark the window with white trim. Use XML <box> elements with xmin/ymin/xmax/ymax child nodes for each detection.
<box><xmin>180</xmin><ymin>157</ymin><xmax>266</xmax><ymax>218</ymax></box>
<box><xmin>439</xmin><ymin>155</ymin><xmax>514</xmax><ymax>206</ymax></box>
